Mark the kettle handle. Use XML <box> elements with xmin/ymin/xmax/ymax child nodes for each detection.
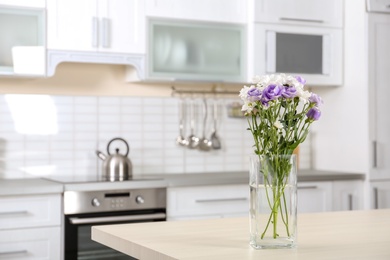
<box><xmin>107</xmin><ymin>137</ymin><xmax>130</xmax><ymax>157</ymax></box>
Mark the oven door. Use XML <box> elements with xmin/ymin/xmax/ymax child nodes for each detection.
<box><xmin>64</xmin><ymin>209</ymin><xmax>166</xmax><ymax>260</ymax></box>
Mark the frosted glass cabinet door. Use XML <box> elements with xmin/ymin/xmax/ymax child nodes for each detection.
<box><xmin>0</xmin><ymin>7</ymin><xmax>45</xmax><ymax>75</ymax></box>
<box><xmin>148</xmin><ymin>19</ymin><xmax>246</xmax><ymax>82</ymax></box>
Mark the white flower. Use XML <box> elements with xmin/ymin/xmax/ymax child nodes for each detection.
<box><xmin>239</xmin><ymin>85</ymin><xmax>250</xmax><ymax>101</ymax></box>
<box><xmin>241</xmin><ymin>101</ymin><xmax>254</xmax><ymax>113</ymax></box>
<box><xmin>273</xmin><ymin>120</ymin><xmax>283</xmax><ymax>129</ymax></box>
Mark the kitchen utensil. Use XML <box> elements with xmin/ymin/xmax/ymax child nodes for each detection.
<box><xmin>176</xmin><ymin>97</ymin><xmax>189</xmax><ymax>146</ymax></box>
<box><xmin>198</xmin><ymin>98</ymin><xmax>212</xmax><ymax>151</ymax></box>
<box><xmin>96</xmin><ymin>137</ymin><xmax>133</xmax><ymax>181</ymax></box>
<box><xmin>210</xmin><ymin>99</ymin><xmax>221</xmax><ymax>149</ymax></box>
<box><xmin>186</xmin><ymin>98</ymin><xmax>199</xmax><ymax>149</ymax></box>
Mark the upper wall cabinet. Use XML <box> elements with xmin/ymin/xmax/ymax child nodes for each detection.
<box><xmin>46</xmin><ymin>0</ymin><xmax>146</xmax><ymax>76</ymax></box>
<box><xmin>0</xmin><ymin>4</ymin><xmax>46</xmax><ymax>76</ymax></box>
<box><xmin>0</xmin><ymin>0</ymin><xmax>45</xmax><ymax>8</ymax></box>
<box><xmin>127</xmin><ymin>19</ymin><xmax>247</xmax><ymax>83</ymax></box>
<box><xmin>253</xmin><ymin>0</ymin><xmax>343</xmax><ymax>28</ymax></box>
<box><xmin>145</xmin><ymin>0</ymin><xmax>247</xmax><ymax>24</ymax></box>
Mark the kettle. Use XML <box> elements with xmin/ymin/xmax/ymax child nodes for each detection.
<box><xmin>96</xmin><ymin>137</ymin><xmax>133</xmax><ymax>181</ymax></box>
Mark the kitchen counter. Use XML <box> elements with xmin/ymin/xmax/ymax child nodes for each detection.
<box><xmin>0</xmin><ymin>178</ymin><xmax>64</xmax><ymax>196</ymax></box>
<box><xmin>92</xmin><ymin>209</ymin><xmax>390</xmax><ymax>260</ymax></box>
<box><xmin>156</xmin><ymin>169</ymin><xmax>365</xmax><ymax>187</ymax></box>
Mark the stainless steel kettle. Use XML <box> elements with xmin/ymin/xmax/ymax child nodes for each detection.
<box><xmin>96</xmin><ymin>137</ymin><xmax>133</xmax><ymax>181</ymax></box>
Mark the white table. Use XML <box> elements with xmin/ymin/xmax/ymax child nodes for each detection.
<box><xmin>92</xmin><ymin>209</ymin><xmax>390</xmax><ymax>260</ymax></box>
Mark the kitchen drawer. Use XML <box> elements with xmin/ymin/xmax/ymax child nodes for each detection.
<box><xmin>167</xmin><ymin>184</ymin><xmax>249</xmax><ymax>218</ymax></box>
<box><xmin>0</xmin><ymin>194</ymin><xmax>61</xmax><ymax>230</ymax></box>
<box><xmin>0</xmin><ymin>227</ymin><xmax>61</xmax><ymax>260</ymax></box>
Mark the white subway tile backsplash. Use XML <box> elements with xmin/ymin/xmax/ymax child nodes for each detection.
<box><xmin>0</xmin><ymin>95</ymin><xmax>311</xmax><ymax>179</ymax></box>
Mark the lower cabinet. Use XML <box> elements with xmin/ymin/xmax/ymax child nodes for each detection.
<box><xmin>167</xmin><ymin>180</ymin><xmax>365</xmax><ymax>220</ymax></box>
<box><xmin>297</xmin><ymin>182</ymin><xmax>333</xmax><ymax>213</ymax></box>
<box><xmin>0</xmin><ymin>227</ymin><xmax>61</xmax><ymax>259</ymax></box>
<box><xmin>167</xmin><ymin>184</ymin><xmax>249</xmax><ymax>221</ymax></box>
<box><xmin>371</xmin><ymin>181</ymin><xmax>390</xmax><ymax>209</ymax></box>
<box><xmin>0</xmin><ymin>194</ymin><xmax>62</xmax><ymax>260</ymax></box>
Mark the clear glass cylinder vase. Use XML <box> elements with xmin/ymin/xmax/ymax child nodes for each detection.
<box><xmin>249</xmin><ymin>154</ymin><xmax>297</xmax><ymax>249</ymax></box>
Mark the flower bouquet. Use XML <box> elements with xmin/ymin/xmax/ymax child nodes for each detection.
<box><xmin>239</xmin><ymin>74</ymin><xmax>322</xmax><ymax>248</ymax></box>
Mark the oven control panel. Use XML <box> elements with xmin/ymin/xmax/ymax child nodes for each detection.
<box><xmin>63</xmin><ymin>188</ymin><xmax>166</xmax><ymax>214</ymax></box>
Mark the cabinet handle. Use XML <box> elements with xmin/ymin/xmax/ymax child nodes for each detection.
<box><xmin>348</xmin><ymin>194</ymin><xmax>353</xmax><ymax>211</ymax></box>
<box><xmin>297</xmin><ymin>186</ymin><xmax>318</xmax><ymax>190</ymax></box>
<box><xmin>101</xmin><ymin>18</ymin><xmax>110</xmax><ymax>48</ymax></box>
<box><xmin>0</xmin><ymin>210</ymin><xmax>28</xmax><ymax>216</ymax></box>
<box><xmin>374</xmin><ymin>187</ymin><xmax>379</xmax><ymax>209</ymax></box>
<box><xmin>92</xmin><ymin>17</ymin><xmax>99</xmax><ymax>47</ymax></box>
<box><xmin>373</xmin><ymin>141</ymin><xmax>378</xmax><ymax>168</ymax></box>
<box><xmin>195</xmin><ymin>198</ymin><xmax>248</xmax><ymax>203</ymax></box>
<box><xmin>0</xmin><ymin>250</ymin><xmax>28</xmax><ymax>256</ymax></box>
<box><xmin>280</xmin><ymin>17</ymin><xmax>324</xmax><ymax>23</ymax></box>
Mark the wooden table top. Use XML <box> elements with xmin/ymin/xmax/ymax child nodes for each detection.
<box><xmin>92</xmin><ymin>209</ymin><xmax>390</xmax><ymax>260</ymax></box>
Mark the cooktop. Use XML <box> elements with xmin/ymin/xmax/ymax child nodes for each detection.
<box><xmin>44</xmin><ymin>174</ymin><xmax>162</xmax><ymax>184</ymax></box>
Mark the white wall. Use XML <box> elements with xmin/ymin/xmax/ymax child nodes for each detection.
<box><xmin>312</xmin><ymin>0</ymin><xmax>369</xmax><ymax>174</ymax></box>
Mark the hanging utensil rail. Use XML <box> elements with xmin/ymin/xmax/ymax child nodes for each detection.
<box><xmin>171</xmin><ymin>86</ymin><xmax>238</xmax><ymax>97</ymax></box>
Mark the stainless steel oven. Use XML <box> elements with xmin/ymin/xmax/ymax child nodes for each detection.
<box><xmin>63</xmin><ymin>188</ymin><xmax>166</xmax><ymax>260</ymax></box>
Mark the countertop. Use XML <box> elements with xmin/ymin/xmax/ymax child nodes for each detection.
<box><xmin>92</xmin><ymin>209</ymin><xmax>390</xmax><ymax>260</ymax></box>
<box><xmin>0</xmin><ymin>178</ymin><xmax>64</xmax><ymax>196</ymax></box>
<box><xmin>0</xmin><ymin>169</ymin><xmax>365</xmax><ymax>196</ymax></box>
<box><xmin>157</xmin><ymin>169</ymin><xmax>365</xmax><ymax>187</ymax></box>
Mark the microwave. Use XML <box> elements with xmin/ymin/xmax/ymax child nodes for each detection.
<box><xmin>253</xmin><ymin>24</ymin><xmax>343</xmax><ymax>86</ymax></box>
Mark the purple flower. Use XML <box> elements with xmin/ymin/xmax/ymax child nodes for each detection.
<box><xmin>247</xmin><ymin>87</ymin><xmax>262</xmax><ymax>101</ymax></box>
<box><xmin>295</xmin><ymin>76</ymin><xmax>306</xmax><ymax>85</ymax></box>
<box><xmin>262</xmin><ymin>84</ymin><xmax>283</xmax><ymax>102</ymax></box>
<box><xmin>306</xmin><ymin>108</ymin><xmax>321</xmax><ymax>121</ymax></box>
<box><xmin>309</xmin><ymin>93</ymin><xmax>323</xmax><ymax>107</ymax></box>
<box><xmin>282</xmin><ymin>86</ymin><xmax>297</xmax><ymax>98</ymax></box>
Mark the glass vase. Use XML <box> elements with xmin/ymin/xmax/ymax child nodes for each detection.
<box><xmin>249</xmin><ymin>154</ymin><xmax>297</xmax><ymax>249</ymax></box>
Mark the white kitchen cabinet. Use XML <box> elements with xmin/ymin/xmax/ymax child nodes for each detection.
<box><xmin>0</xmin><ymin>194</ymin><xmax>62</xmax><ymax>260</ymax></box>
<box><xmin>145</xmin><ymin>0</ymin><xmax>247</xmax><ymax>24</ymax></box>
<box><xmin>0</xmin><ymin>6</ymin><xmax>46</xmax><ymax>76</ymax></box>
<box><xmin>332</xmin><ymin>180</ymin><xmax>364</xmax><ymax>211</ymax></box>
<box><xmin>141</xmin><ymin>19</ymin><xmax>246</xmax><ymax>82</ymax></box>
<box><xmin>0</xmin><ymin>227</ymin><xmax>61</xmax><ymax>260</ymax></box>
<box><xmin>167</xmin><ymin>184</ymin><xmax>249</xmax><ymax>221</ymax></box>
<box><xmin>47</xmin><ymin>0</ymin><xmax>145</xmax><ymax>54</ymax></box>
<box><xmin>253</xmin><ymin>0</ymin><xmax>343</xmax><ymax>28</ymax></box>
<box><xmin>371</xmin><ymin>181</ymin><xmax>390</xmax><ymax>209</ymax></box>
<box><xmin>297</xmin><ymin>182</ymin><xmax>333</xmax><ymax>213</ymax></box>
<box><xmin>369</xmin><ymin>13</ymin><xmax>390</xmax><ymax>181</ymax></box>
<box><xmin>0</xmin><ymin>0</ymin><xmax>45</xmax><ymax>8</ymax></box>
<box><xmin>367</xmin><ymin>0</ymin><xmax>390</xmax><ymax>13</ymax></box>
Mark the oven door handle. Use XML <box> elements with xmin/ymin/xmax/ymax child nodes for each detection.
<box><xmin>69</xmin><ymin>212</ymin><xmax>166</xmax><ymax>225</ymax></box>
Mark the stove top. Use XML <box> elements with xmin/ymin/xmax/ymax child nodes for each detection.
<box><xmin>44</xmin><ymin>174</ymin><xmax>162</xmax><ymax>184</ymax></box>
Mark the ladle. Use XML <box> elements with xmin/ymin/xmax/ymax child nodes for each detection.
<box><xmin>186</xmin><ymin>98</ymin><xmax>199</xmax><ymax>149</ymax></box>
<box><xmin>198</xmin><ymin>98</ymin><xmax>212</xmax><ymax>151</ymax></box>
<box><xmin>176</xmin><ymin>97</ymin><xmax>189</xmax><ymax>146</ymax></box>
<box><xmin>210</xmin><ymin>99</ymin><xmax>221</xmax><ymax>149</ymax></box>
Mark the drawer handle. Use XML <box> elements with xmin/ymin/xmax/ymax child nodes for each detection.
<box><xmin>195</xmin><ymin>198</ymin><xmax>248</xmax><ymax>203</ymax></box>
<box><xmin>280</xmin><ymin>17</ymin><xmax>324</xmax><ymax>23</ymax></box>
<box><xmin>0</xmin><ymin>210</ymin><xmax>28</xmax><ymax>216</ymax></box>
<box><xmin>0</xmin><ymin>250</ymin><xmax>28</xmax><ymax>256</ymax></box>
<box><xmin>297</xmin><ymin>186</ymin><xmax>318</xmax><ymax>190</ymax></box>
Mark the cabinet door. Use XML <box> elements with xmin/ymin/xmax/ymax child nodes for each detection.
<box><xmin>369</xmin><ymin>14</ymin><xmax>390</xmax><ymax>180</ymax></box>
<box><xmin>297</xmin><ymin>182</ymin><xmax>333</xmax><ymax>213</ymax></box>
<box><xmin>167</xmin><ymin>185</ymin><xmax>249</xmax><ymax>219</ymax></box>
<box><xmin>254</xmin><ymin>0</ymin><xmax>343</xmax><ymax>28</ymax></box>
<box><xmin>145</xmin><ymin>0</ymin><xmax>247</xmax><ymax>23</ymax></box>
<box><xmin>0</xmin><ymin>227</ymin><xmax>61</xmax><ymax>260</ymax></box>
<box><xmin>371</xmin><ymin>181</ymin><xmax>390</xmax><ymax>209</ymax></box>
<box><xmin>148</xmin><ymin>19</ymin><xmax>246</xmax><ymax>82</ymax></box>
<box><xmin>47</xmin><ymin>0</ymin><xmax>98</xmax><ymax>51</ymax></box>
<box><xmin>98</xmin><ymin>0</ymin><xmax>145</xmax><ymax>54</ymax></box>
<box><xmin>332</xmin><ymin>180</ymin><xmax>364</xmax><ymax>211</ymax></box>
<box><xmin>0</xmin><ymin>0</ymin><xmax>45</xmax><ymax>8</ymax></box>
